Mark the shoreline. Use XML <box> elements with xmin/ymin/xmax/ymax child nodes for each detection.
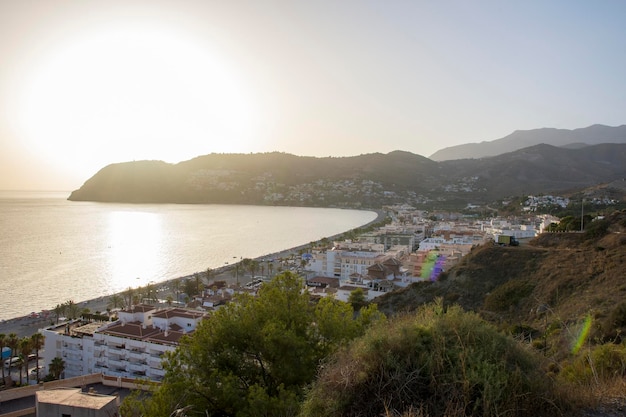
<box><xmin>0</xmin><ymin>208</ymin><xmax>387</xmax><ymax>338</ymax></box>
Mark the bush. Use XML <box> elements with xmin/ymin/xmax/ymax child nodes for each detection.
<box><xmin>585</xmin><ymin>218</ymin><xmax>611</xmax><ymax>239</ymax></box>
<box><xmin>561</xmin><ymin>343</ymin><xmax>626</xmax><ymax>384</ymax></box>
<box><xmin>301</xmin><ymin>300</ymin><xmax>562</xmax><ymax>417</ymax></box>
<box><xmin>483</xmin><ymin>279</ymin><xmax>534</xmax><ymax>312</ymax></box>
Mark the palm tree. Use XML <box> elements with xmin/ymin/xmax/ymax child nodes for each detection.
<box><xmin>53</xmin><ymin>303</ymin><xmax>65</xmax><ymax>324</ymax></box>
<box><xmin>144</xmin><ymin>282</ymin><xmax>157</xmax><ymax>304</ymax></box>
<box><xmin>49</xmin><ymin>357</ymin><xmax>65</xmax><ymax>380</ymax></box>
<box><xmin>206</xmin><ymin>267</ymin><xmax>214</xmax><ymax>284</ymax></box>
<box><xmin>172</xmin><ymin>280</ymin><xmax>181</xmax><ymax>305</ymax></box>
<box><xmin>268</xmin><ymin>262</ymin><xmax>274</xmax><ymax>278</ymax></box>
<box><xmin>64</xmin><ymin>300</ymin><xmax>79</xmax><ymax>320</ymax></box>
<box><xmin>124</xmin><ymin>287</ymin><xmax>134</xmax><ymax>308</ymax></box>
<box><xmin>6</xmin><ymin>333</ymin><xmax>18</xmax><ymax>374</ymax></box>
<box><xmin>194</xmin><ymin>273</ymin><xmax>202</xmax><ymax>295</ymax></box>
<box><xmin>30</xmin><ymin>333</ymin><xmax>44</xmax><ymax>383</ymax></box>
<box><xmin>248</xmin><ymin>260</ymin><xmax>259</xmax><ymax>278</ymax></box>
<box><xmin>232</xmin><ymin>263</ymin><xmax>241</xmax><ymax>286</ymax></box>
<box><xmin>0</xmin><ymin>333</ymin><xmax>6</xmax><ymax>380</ymax></box>
<box><xmin>241</xmin><ymin>258</ymin><xmax>251</xmax><ymax>278</ymax></box>
<box><xmin>18</xmin><ymin>337</ymin><xmax>32</xmax><ymax>385</ymax></box>
<box><xmin>166</xmin><ymin>295</ymin><xmax>173</xmax><ymax>307</ymax></box>
<box><xmin>107</xmin><ymin>293</ymin><xmax>125</xmax><ymax>311</ymax></box>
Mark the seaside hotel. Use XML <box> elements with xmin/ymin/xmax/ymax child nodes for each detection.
<box><xmin>41</xmin><ymin>305</ymin><xmax>205</xmax><ymax>381</ymax></box>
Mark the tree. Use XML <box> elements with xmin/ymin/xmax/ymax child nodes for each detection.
<box><xmin>48</xmin><ymin>357</ymin><xmax>65</xmax><ymax>380</ymax></box>
<box><xmin>170</xmin><ymin>280</ymin><xmax>179</xmax><ymax>304</ymax></box>
<box><xmin>183</xmin><ymin>279</ymin><xmax>198</xmax><ymax>299</ymax></box>
<box><xmin>64</xmin><ymin>300</ymin><xmax>80</xmax><ymax>319</ymax></box>
<box><xmin>194</xmin><ymin>273</ymin><xmax>203</xmax><ymax>296</ymax></box>
<box><xmin>347</xmin><ymin>288</ymin><xmax>367</xmax><ymax>311</ymax></box>
<box><xmin>143</xmin><ymin>283</ymin><xmax>158</xmax><ymax>304</ymax></box>
<box><xmin>18</xmin><ymin>337</ymin><xmax>32</xmax><ymax>384</ymax></box>
<box><xmin>248</xmin><ymin>259</ymin><xmax>259</xmax><ymax>278</ymax></box>
<box><xmin>205</xmin><ymin>267</ymin><xmax>214</xmax><ymax>283</ymax></box>
<box><xmin>127</xmin><ymin>272</ymin><xmax>384</xmax><ymax>416</ymax></box>
<box><xmin>232</xmin><ymin>263</ymin><xmax>242</xmax><ymax>286</ymax></box>
<box><xmin>30</xmin><ymin>333</ymin><xmax>45</xmax><ymax>383</ymax></box>
<box><xmin>5</xmin><ymin>333</ymin><xmax>18</xmax><ymax>374</ymax></box>
<box><xmin>53</xmin><ymin>303</ymin><xmax>64</xmax><ymax>324</ymax></box>
<box><xmin>107</xmin><ymin>293</ymin><xmax>125</xmax><ymax>311</ymax></box>
<box><xmin>124</xmin><ymin>287</ymin><xmax>135</xmax><ymax>308</ymax></box>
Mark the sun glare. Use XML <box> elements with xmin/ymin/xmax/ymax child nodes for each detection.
<box><xmin>15</xmin><ymin>24</ymin><xmax>258</xmax><ymax>175</ymax></box>
<box><xmin>106</xmin><ymin>210</ymin><xmax>162</xmax><ymax>291</ymax></box>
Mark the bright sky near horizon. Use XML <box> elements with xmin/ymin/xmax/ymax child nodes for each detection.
<box><xmin>1</xmin><ymin>1</ymin><xmax>625</xmax><ymax>191</ymax></box>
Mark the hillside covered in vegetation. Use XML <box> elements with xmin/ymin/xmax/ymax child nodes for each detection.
<box><xmin>68</xmin><ymin>144</ymin><xmax>626</xmax><ymax>208</ymax></box>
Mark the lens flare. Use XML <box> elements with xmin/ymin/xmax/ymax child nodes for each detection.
<box><xmin>572</xmin><ymin>314</ymin><xmax>592</xmax><ymax>354</ymax></box>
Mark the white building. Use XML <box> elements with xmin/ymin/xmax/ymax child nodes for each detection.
<box><xmin>42</xmin><ymin>305</ymin><xmax>205</xmax><ymax>381</ymax></box>
<box><xmin>308</xmin><ymin>249</ymin><xmax>388</xmax><ymax>279</ymax></box>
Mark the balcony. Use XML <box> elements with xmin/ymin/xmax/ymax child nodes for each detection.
<box><xmin>108</xmin><ymin>358</ymin><xmax>125</xmax><ymax>368</ymax></box>
<box><xmin>148</xmin><ymin>367</ymin><xmax>166</xmax><ymax>377</ymax></box>
<box><xmin>128</xmin><ymin>362</ymin><xmax>146</xmax><ymax>372</ymax></box>
<box><xmin>128</xmin><ymin>350</ymin><xmax>146</xmax><ymax>360</ymax></box>
<box><xmin>107</xmin><ymin>346</ymin><xmax>125</xmax><ymax>354</ymax></box>
<box><xmin>148</xmin><ymin>359</ymin><xmax>162</xmax><ymax>369</ymax></box>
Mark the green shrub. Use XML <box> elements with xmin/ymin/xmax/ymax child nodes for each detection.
<box><xmin>584</xmin><ymin>218</ymin><xmax>610</xmax><ymax>239</ymax></box>
<box><xmin>483</xmin><ymin>279</ymin><xmax>534</xmax><ymax>312</ymax></box>
<box><xmin>561</xmin><ymin>343</ymin><xmax>626</xmax><ymax>383</ymax></box>
<box><xmin>301</xmin><ymin>301</ymin><xmax>561</xmax><ymax>417</ymax></box>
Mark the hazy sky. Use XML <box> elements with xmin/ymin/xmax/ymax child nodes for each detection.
<box><xmin>1</xmin><ymin>0</ymin><xmax>625</xmax><ymax>190</ymax></box>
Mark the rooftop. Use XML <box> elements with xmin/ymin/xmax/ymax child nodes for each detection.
<box><xmin>152</xmin><ymin>308</ymin><xmax>205</xmax><ymax>320</ymax></box>
<box><xmin>36</xmin><ymin>387</ymin><xmax>118</xmax><ymax>410</ymax></box>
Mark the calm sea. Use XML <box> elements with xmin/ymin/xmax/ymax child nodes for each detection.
<box><xmin>0</xmin><ymin>191</ymin><xmax>377</xmax><ymax>321</ymax></box>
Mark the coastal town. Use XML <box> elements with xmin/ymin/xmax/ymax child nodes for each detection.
<box><xmin>0</xmin><ymin>198</ymin><xmax>613</xmax><ymax>415</ymax></box>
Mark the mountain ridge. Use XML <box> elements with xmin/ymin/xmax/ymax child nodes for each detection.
<box><xmin>68</xmin><ymin>143</ymin><xmax>626</xmax><ymax>207</ymax></box>
<box><xmin>429</xmin><ymin>124</ymin><xmax>626</xmax><ymax>161</ymax></box>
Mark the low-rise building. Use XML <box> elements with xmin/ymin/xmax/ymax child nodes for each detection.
<box><xmin>36</xmin><ymin>387</ymin><xmax>119</xmax><ymax>417</ymax></box>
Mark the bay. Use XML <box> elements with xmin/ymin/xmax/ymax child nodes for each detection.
<box><xmin>0</xmin><ymin>191</ymin><xmax>377</xmax><ymax>321</ymax></box>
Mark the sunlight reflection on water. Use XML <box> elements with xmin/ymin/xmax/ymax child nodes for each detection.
<box><xmin>0</xmin><ymin>194</ymin><xmax>377</xmax><ymax>320</ymax></box>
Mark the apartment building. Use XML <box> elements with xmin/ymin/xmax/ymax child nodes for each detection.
<box><xmin>308</xmin><ymin>249</ymin><xmax>388</xmax><ymax>279</ymax></box>
<box><xmin>42</xmin><ymin>305</ymin><xmax>205</xmax><ymax>381</ymax></box>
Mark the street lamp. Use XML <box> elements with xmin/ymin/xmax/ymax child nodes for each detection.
<box><xmin>580</xmin><ymin>198</ymin><xmax>584</xmax><ymax>232</ymax></box>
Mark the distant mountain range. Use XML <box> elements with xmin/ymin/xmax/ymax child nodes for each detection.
<box><xmin>69</xmin><ymin>142</ymin><xmax>626</xmax><ymax>207</ymax></box>
<box><xmin>429</xmin><ymin>124</ymin><xmax>626</xmax><ymax>161</ymax></box>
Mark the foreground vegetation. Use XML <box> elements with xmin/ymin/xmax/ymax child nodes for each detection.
<box><xmin>122</xmin><ymin>211</ymin><xmax>626</xmax><ymax>416</ymax></box>
<box><xmin>121</xmin><ymin>272</ymin><xmax>384</xmax><ymax>416</ymax></box>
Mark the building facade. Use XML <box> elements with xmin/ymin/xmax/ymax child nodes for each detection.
<box><xmin>42</xmin><ymin>305</ymin><xmax>205</xmax><ymax>381</ymax></box>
